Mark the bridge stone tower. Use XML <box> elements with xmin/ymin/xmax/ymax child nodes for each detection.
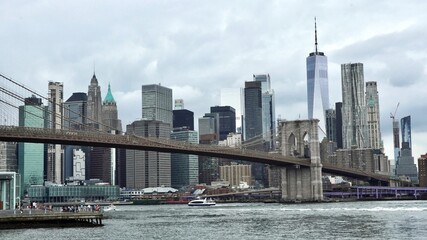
<box><xmin>279</xmin><ymin>119</ymin><xmax>323</xmax><ymax>202</ymax></box>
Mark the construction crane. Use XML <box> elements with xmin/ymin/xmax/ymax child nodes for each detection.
<box><xmin>390</xmin><ymin>102</ymin><xmax>400</xmax><ymax>121</ymax></box>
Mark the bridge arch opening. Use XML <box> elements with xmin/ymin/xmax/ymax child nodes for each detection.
<box><xmin>288</xmin><ymin>133</ymin><xmax>297</xmax><ymax>156</ymax></box>
<box><xmin>303</xmin><ymin>132</ymin><xmax>310</xmax><ymax>158</ymax></box>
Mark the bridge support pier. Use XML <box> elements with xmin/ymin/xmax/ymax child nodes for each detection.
<box><xmin>279</xmin><ymin>119</ymin><xmax>323</xmax><ymax>202</ymax></box>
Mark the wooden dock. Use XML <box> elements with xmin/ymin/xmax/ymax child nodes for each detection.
<box><xmin>0</xmin><ymin>209</ymin><xmax>104</xmax><ymax>229</ymax></box>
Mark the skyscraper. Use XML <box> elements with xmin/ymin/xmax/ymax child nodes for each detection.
<box><xmin>63</xmin><ymin>92</ymin><xmax>88</xmax><ymax>181</ymax></box>
<box><xmin>210</xmin><ymin>106</ymin><xmax>236</xmax><ymax>141</ymax></box>
<box><xmin>341</xmin><ymin>63</ymin><xmax>369</xmax><ymax>149</ymax></box>
<box><xmin>89</xmin><ymin>147</ymin><xmax>111</xmax><ymax>183</ymax></box>
<box><xmin>63</xmin><ymin>93</ymin><xmax>87</xmax><ymax>131</ymax></box>
<box><xmin>141</xmin><ymin>84</ymin><xmax>173</xmax><ymax>125</ymax></box>
<box><xmin>18</xmin><ymin>96</ymin><xmax>45</xmax><ymax>195</ymax></box>
<box><xmin>365</xmin><ymin>81</ymin><xmax>382</xmax><ymax>150</ymax></box>
<box><xmin>198</xmin><ymin>113</ymin><xmax>220</xmax><ymax>140</ymax></box>
<box><xmin>101</xmin><ymin>83</ymin><xmax>122</xmax><ymax>185</ymax></box>
<box><xmin>126</xmin><ymin>120</ymin><xmax>171</xmax><ymax>189</ymax></box>
<box><xmin>335</xmin><ymin>102</ymin><xmax>343</xmax><ymax>149</ymax></box>
<box><xmin>253</xmin><ymin>74</ymin><xmax>275</xmax><ymax>151</ymax></box>
<box><xmin>198</xmin><ymin>113</ymin><xmax>220</xmax><ymax>185</ymax></box>
<box><xmin>396</xmin><ymin>116</ymin><xmax>417</xmax><ymax>183</ymax></box>
<box><xmin>325</xmin><ymin>108</ymin><xmax>336</xmax><ymax>143</ymax></box>
<box><xmin>102</xmin><ymin>83</ymin><xmax>122</xmax><ymax>133</ymax></box>
<box><xmin>244</xmin><ymin>81</ymin><xmax>262</xmax><ymax>141</ymax></box>
<box><xmin>401</xmin><ymin>116</ymin><xmax>412</xmax><ymax>149</ymax></box>
<box><xmin>171</xmin><ymin>129</ymin><xmax>199</xmax><ymax>188</ymax></box>
<box><xmin>243</xmin><ymin>79</ymin><xmax>270</xmax><ymax>187</ymax></box>
<box><xmin>306</xmin><ymin>19</ymin><xmax>329</xmax><ymax>129</ymax></box>
<box><xmin>47</xmin><ymin>81</ymin><xmax>64</xmax><ymax>184</ymax></box>
<box><xmin>87</xmin><ymin>73</ymin><xmax>103</xmax><ymax>130</ymax></box>
<box><xmin>173</xmin><ymin>109</ymin><xmax>194</xmax><ymax>130</ymax></box>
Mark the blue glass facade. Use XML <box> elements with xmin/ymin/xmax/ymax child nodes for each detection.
<box><xmin>18</xmin><ymin>96</ymin><xmax>45</xmax><ymax>196</ymax></box>
<box><xmin>306</xmin><ymin>53</ymin><xmax>329</xmax><ymax>123</ymax></box>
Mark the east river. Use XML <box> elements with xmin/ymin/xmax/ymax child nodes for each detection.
<box><xmin>1</xmin><ymin>200</ymin><xmax>427</xmax><ymax>240</ymax></box>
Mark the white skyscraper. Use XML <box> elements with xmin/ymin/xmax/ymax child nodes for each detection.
<box><xmin>47</xmin><ymin>81</ymin><xmax>64</xmax><ymax>184</ymax></box>
<box><xmin>306</xmin><ymin>19</ymin><xmax>329</xmax><ymax>131</ymax></box>
<box><xmin>365</xmin><ymin>81</ymin><xmax>382</xmax><ymax>150</ymax></box>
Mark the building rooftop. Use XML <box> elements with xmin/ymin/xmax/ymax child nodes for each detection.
<box><xmin>66</xmin><ymin>92</ymin><xmax>87</xmax><ymax>102</ymax></box>
<box><xmin>103</xmin><ymin>83</ymin><xmax>116</xmax><ymax>104</ymax></box>
<box><xmin>142</xmin><ymin>187</ymin><xmax>178</xmax><ymax>194</ymax></box>
<box><xmin>90</xmin><ymin>73</ymin><xmax>98</xmax><ymax>85</ymax></box>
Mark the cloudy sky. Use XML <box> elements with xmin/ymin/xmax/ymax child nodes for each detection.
<box><xmin>1</xmin><ymin>0</ymin><xmax>426</xmax><ymax>161</ymax></box>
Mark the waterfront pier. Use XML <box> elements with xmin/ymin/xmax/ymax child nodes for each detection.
<box><xmin>0</xmin><ymin>209</ymin><xmax>104</xmax><ymax>229</ymax></box>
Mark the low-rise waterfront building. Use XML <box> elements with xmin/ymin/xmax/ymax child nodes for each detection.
<box><xmin>27</xmin><ymin>181</ymin><xmax>119</xmax><ymax>203</ymax></box>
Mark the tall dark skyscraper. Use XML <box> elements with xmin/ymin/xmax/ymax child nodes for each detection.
<box><xmin>243</xmin><ymin>79</ymin><xmax>270</xmax><ymax>187</ymax></box>
<box><xmin>306</xmin><ymin>18</ymin><xmax>329</xmax><ymax>130</ymax></box>
<box><xmin>210</xmin><ymin>106</ymin><xmax>236</xmax><ymax>141</ymax></box>
<box><xmin>325</xmin><ymin>108</ymin><xmax>336</xmax><ymax>143</ymax></box>
<box><xmin>244</xmin><ymin>81</ymin><xmax>262</xmax><ymax>141</ymax></box>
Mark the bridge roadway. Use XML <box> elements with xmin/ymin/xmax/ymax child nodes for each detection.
<box><xmin>0</xmin><ymin>126</ymin><xmax>389</xmax><ymax>184</ymax></box>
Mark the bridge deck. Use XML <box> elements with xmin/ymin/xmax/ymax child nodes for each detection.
<box><xmin>0</xmin><ymin>126</ymin><xmax>390</xmax><ymax>183</ymax></box>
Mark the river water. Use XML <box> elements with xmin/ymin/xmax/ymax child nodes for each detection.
<box><xmin>1</xmin><ymin>200</ymin><xmax>427</xmax><ymax>240</ymax></box>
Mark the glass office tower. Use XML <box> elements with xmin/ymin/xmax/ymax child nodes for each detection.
<box><xmin>306</xmin><ymin>19</ymin><xmax>329</xmax><ymax>131</ymax></box>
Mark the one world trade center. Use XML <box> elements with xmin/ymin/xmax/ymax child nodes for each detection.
<box><xmin>306</xmin><ymin>18</ymin><xmax>329</xmax><ymax>130</ymax></box>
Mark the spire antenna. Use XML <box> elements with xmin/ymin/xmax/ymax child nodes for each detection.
<box><xmin>314</xmin><ymin>17</ymin><xmax>318</xmax><ymax>54</ymax></box>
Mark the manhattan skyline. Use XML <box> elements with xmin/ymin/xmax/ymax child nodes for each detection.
<box><xmin>1</xmin><ymin>1</ymin><xmax>426</xmax><ymax>162</ymax></box>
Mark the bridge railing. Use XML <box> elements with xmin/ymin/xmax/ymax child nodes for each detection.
<box><xmin>0</xmin><ymin>125</ymin><xmax>307</xmax><ymax>164</ymax></box>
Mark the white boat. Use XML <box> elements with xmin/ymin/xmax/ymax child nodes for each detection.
<box><xmin>104</xmin><ymin>204</ymin><xmax>117</xmax><ymax>212</ymax></box>
<box><xmin>188</xmin><ymin>198</ymin><xmax>216</xmax><ymax>206</ymax></box>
